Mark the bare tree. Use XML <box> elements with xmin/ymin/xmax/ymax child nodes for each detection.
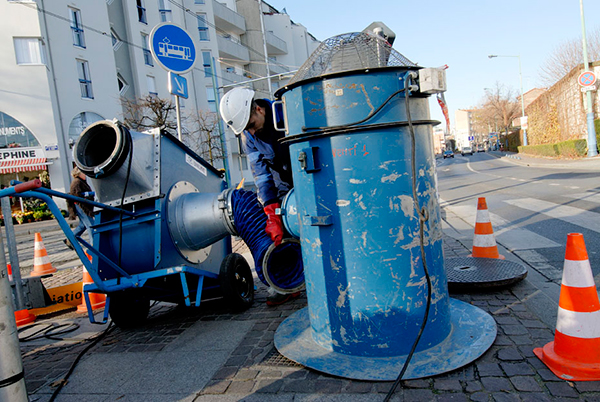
<box><xmin>120</xmin><ymin>95</ymin><xmax>178</xmax><ymax>132</ymax></box>
<box><xmin>539</xmin><ymin>26</ymin><xmax>600</xmax><ymax>86</ymax></box>
<box><xmin>183</xmin><ymin>110</ymin><xmax>224</xmax><ymax>166</ymax></box>
<box><xmin>482</xmin><ymin>82</ymin><xmax>521</xmax><ymax>139</ymax></box>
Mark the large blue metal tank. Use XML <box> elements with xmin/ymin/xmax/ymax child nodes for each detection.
<box><xmin>274</xmin><ymin>66</ymin><xmax>496</xmax><ymax>380</ymax></box>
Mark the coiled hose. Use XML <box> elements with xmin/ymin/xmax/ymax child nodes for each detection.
<box><xmin>230</xmin><ymin>189</ymin><xmax>304</xmax><ymax>290</ymax></box>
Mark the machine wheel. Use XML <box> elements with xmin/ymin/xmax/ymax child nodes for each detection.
<box><xmin>108</xmin><ymin>291</ymin><xmax>150</xmax><ymax>328</ymax></box>
<box><xmin>219</xmin><ymin>253</ymin><xmax>254</xmax><ymax>311</ymax></box>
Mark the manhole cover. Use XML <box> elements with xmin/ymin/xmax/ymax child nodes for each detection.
<box><xmin>445</xmin><ymin>257</ymin><xmax>527</xmax><ymax>290</ymax></box>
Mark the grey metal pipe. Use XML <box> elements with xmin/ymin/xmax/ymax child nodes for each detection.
<box><xmin>1</xmin><ymin>197</ymin><xmax>24</xmax><ymax>310</ymax></box>
<box><xmin>0</xmin><ymin>225</ymin><xmax>28</xmax><ymax>401</ymax></box>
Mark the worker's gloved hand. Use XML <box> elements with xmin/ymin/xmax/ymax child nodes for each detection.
<box><xmin>264</xmin><ymin>203</ymin><xmax>283</xmax><ymax>247</ymax></box>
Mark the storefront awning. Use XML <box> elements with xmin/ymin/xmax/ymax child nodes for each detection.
<box><xmin>0</xmin><ymin>158</ymin><xmax>52</xmax><ymax>174</ymax></box>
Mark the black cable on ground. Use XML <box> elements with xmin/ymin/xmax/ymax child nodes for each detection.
<box><xmin>384</xmin><ymin>72</ymin><xmax>433</xmax><ymax>402</ymax></box>
<box><xmin>18</xmin><ymin>322</ymin><xmax>81</xmax><ymax>342</ymax></box>
<box><xmin>48</xmin><ymin>322</ymin><xmax>115</xmax><ymax>402</ymax></box>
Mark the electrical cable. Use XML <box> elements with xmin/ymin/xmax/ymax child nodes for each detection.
<box><xmin>384</xmin><ymin>72</ymin><xmax>433</xmax><ymax>402</ymax></box>
<box><xmin>301</xmin><ymin>88</ymin><xmax>407</xmax><ymax>132</ymax></box>
<box><xmin>17</xmin><ymin>322</ymin><xmax>81</xmax><ymax>342</ymax></box>
<box><xmin>15</xmin><ymin>2</ymin><xmax>298</xmax><ymax>90</ymax></box>
<box><xmin>48</xmin><ymin>322</ymin><xmax>115</xmax><ymax>402</ymax></box>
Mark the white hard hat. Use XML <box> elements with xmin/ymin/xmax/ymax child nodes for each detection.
<box><xmin>219</xmin><ymin>87</ymin><xmax>255</xmax><ymax>135</ymax></box>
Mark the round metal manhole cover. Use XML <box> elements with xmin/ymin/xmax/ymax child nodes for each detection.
<box><xmin>445</xmin><ymin>257</ymin><xmax>528</xmax><ymax>290</ymax></box>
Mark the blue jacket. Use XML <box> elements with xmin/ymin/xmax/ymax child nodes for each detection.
<box><xmin>240</xmin><ymin>99</ymin><xmax>293</xmax><ymax>206</ymax></box>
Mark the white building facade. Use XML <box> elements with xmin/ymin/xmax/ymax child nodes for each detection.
<box><xmin>0</xmin><ymin>0</ymin><xmax>319</xmax><ymax>208</ymax></box>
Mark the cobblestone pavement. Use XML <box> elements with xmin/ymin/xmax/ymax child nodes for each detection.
<box><xmin>12</xmin><ymin>220</ymin><xmax>600</xmax><ymax>401</ymax></box>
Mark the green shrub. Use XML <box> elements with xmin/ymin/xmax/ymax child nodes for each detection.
<box><xmin>519</xmin><ymin>139</ymin><xmax>587</xmax><ymax>158</ymax></box>
<box><xmin>555</xmin><ymin>139</ymin><xmax>587</xmax><ymax>158</ymax></box>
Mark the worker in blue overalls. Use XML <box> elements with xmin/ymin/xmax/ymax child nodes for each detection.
<box><xmin>219</xmin><ymin>87</ymin><xmax>299</xmax><ymax>306</ymax></box>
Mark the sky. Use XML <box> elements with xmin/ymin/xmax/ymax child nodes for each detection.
<box><xmin>264</xmin><ymin>0</ymin><xmax>600</xmax><ymax>130</ymax></box>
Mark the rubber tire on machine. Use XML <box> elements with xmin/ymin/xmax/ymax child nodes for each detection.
<box><xmin>219</xmin><ymin>253</ymin><xmax>254</xmax><ymax>311</ymax></box>
<box><xmin>108</xmin><ymin>291</ymin><xmax>150</xmax><ymax>328</ymax></box>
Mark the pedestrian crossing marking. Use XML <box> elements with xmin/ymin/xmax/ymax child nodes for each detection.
<box><xmin>504</xmin><ymin>198</ymin><xmax>600</xmax><ymax>234</ymax></box>
<box><xmin>441</xmin><ymin>199</ymin><xmax>561</xmax><ymax>251</ymax></box>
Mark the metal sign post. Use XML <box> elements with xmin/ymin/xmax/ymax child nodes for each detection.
<box><xmin>149</xmin><ymin>23</ymin><xmax>197</xmax><ymax>142</ymax></box>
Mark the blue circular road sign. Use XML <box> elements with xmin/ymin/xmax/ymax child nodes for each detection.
<box><xmin>149</xmin><ymin>23</ymin><xmax>197</xmax><ymax>74</ymax></box>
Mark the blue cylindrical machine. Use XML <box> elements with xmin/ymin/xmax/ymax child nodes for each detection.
<box><xmin>273</xmin><ymin>32</ymin><xmax>496</xmax><ymax>380</ymax></box>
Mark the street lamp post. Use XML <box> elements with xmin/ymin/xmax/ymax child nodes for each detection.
<box><xmin>580</xmin><ymin>0</ymin><xmax>598</xmax><ymax>157</ymax></box>
<box><xmin>488</xmin><ymin>55</ymin><xmax>528</xmax><ymax>146</ymax></box>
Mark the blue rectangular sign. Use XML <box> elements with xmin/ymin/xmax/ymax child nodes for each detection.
<box><xmin>168</xmin><ymin>72</ymin><xmax>188</xmax><ymax>99</ymax></box>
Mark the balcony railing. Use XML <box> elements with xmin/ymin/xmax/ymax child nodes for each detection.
<box><xmin>265</xmin><ymin>31</ymin><xmax>287</xmax><ymax>55</ymax></box>
<box><xmin>217</xmin><ymin>34</ymin><xmax>249</xmax><ymax>62</ymax></box>
<box><xmin>212</xmin><ymin>0</ymin><xmax>246</xmax><ymax>35</ymax></box>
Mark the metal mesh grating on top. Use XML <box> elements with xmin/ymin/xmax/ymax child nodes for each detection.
<box><xmin>288</xmin><ymin>32</ymin><xmax>418</xmax><ymax>86</ymax></box>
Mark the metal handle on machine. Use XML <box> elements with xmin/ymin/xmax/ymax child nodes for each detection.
<box><xmin>272</xmin><ymin>100</ymin><xmax>287</xmax><ymax>133</ymax></box>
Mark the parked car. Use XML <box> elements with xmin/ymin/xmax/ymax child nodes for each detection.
<box><xmin>461</xmin><ymin>146</ymin><xmax>473</xmax><ymax>156</ymax></box>
<box><xmin>477</xmin><ymin>144</ymin><xmax>485</xmax><ymax>152</ymax></box>
<box><xmin>443</xmin><ymin>149</ymin><xmax>454</xmax><ymax>159</ymax></box>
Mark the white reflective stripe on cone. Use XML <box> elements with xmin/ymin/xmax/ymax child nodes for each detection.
<box><xmin>556</xmin><ymin>307</ymin><xmax>600</xmax><ymax>339</ymax></box>
<box><xmin>473</xmin><ymin>234</ymin><xmax>497</xmax><ymax>248</ymax></box>
<box><xmin>33</xmin><ymin>255</ymin><xmax>50</xmax><ymax>265</ymax></box>
<box><xmin>562</xmin><ymin>259</ymin><xmax>595</xmax><ymax>288</ymax></box>
<box><xmin>475</xmin><ymin>210</ymin><xmax>491</xmax><ymax>223</ymax></box>
<box><xmin>34</xmin><ymin>242</ymin><xmax>45</xmax><ymax>250</ymax></box>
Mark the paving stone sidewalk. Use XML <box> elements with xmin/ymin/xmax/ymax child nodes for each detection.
<box><xmin>15</xmin><ymin>226</ymin><xmax>600</xmax><ymax>401</ymax></box>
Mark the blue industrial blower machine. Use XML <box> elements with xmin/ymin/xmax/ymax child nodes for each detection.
<box><xmin>0</xmin><ymin>119</ymin><xmax>304</xmax><ymax>328</ymax></box>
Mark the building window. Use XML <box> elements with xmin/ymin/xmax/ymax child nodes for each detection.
<box><xmin>13</xmin><ymin>38</ymin><xmax>47</xmax><ymax>65</ymax></box>
<box><xmin>69</xmin><ymin>7</ymin><xmax>86</xmax><ymax>48</ymax></box>
<box><xmin>137</xmin><ymin>0</ymin><xmax>147</xmax><ymax>24</ymax></box>
<box><xmin>77</xmin><ymin>59</ymin><xmax>93</xmax><ymax>99</ymax></box>
<box><xmin>111</xmin><ymin>29</ymin><xmax>122</xmax><ymax>51</ymax></box>
<box><xmin>197</xmin><ymin>14</ymin><xmax>209</xmax><ymax>41</ymax></box>
<box><xmin>202</xmin><ymin>51</ymin><xmax>212</xmax><ymax>77</ymax></box>
<box><xmin>68</xmin><ymin>112</ymin><xmax>103</xmax><ymax>145</ymax></box>
<box><xmin>158</xmin><ymin>0</ymin><xmax>172</xmax><ymax>22</ymax></box>
<box><xmin>195</xmin><ymin>0</ymin><xmax>205</xmax><ymax>3</ymax></box>
<box><xmin>206</xmin><ymin>87</ymin><xmax>216</xmax><ymax>112</ymax></box>
<box><xmin>147</xmin><ymin>75</ymin><xmax>157</xmax><ymax>96</ymax></box>
<box><xmin>141</xmin><ymin>33</ymin><xmax>153</xmax><ymax>66</ymax></box>
<box><xmin>117</xmin><ymin>74</ymin><xmax>128</xmax><ymax>95</ymax></box>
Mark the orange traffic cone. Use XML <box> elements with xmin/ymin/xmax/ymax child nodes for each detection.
<box><xmin>7</xmin><ymin>263</ymin><xmax>12</xmax><ymax>281</ymax></box>
<box><xmin>14</xmin><ymin>308</ymin><xmax>35</xmax><ymax>327</ymax></box>
<box><xmin>77</xmin><ymin>252</ymin><xmax>105</xmax><ymax>313</ymax></box>
<box><xmin>468</xmin><ymin>197</ymin><xmax>505</xmax><ymax>259</ymax></box>
<box><xmin>30</xmin><ymin>233</ymin><xmax>57</xmax><ymax>276</ymax></box>
<box><xmin>533</xmin><ymin>233</ymin><xmax>600</xmax><ymax>381</ymax></box>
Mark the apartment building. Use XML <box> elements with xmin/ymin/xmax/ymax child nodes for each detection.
<box><xmin>0</xmin><ymin>0</ymin><xmax>319</xmax><ymax>208</ymax></box>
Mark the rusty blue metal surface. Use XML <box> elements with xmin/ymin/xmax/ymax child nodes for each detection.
<box><xmin>274</xmin><ymin>67</ymin><xmax>496</xmax><ymax>379</ymax></box>
<box><xmin>275</xmin><ymin>299</ymin><xmax>497</xmax><ymax>381</ymax></box>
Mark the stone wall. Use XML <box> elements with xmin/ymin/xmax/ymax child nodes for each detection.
<box><xmin>525</xmin><ymin>61</ymin><xmax>599</xmax><ymax>145</ymax></box>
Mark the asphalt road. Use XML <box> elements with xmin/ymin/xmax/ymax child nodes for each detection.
<box><xmin>437</xmin><ymin>151</ymin><xmax>600</xmax><ymax>281</ymax></box>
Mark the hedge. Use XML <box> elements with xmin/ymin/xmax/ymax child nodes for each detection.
<box><xmin>517</xmin><ymin>139</ymin><xmax>588</xmax><ymax>158</ymax></box>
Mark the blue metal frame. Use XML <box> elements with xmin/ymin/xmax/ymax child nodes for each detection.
<box><xmin>0</xmin><ymin>180</ymin><xmax>220</xmax><ymax>324</ymax></box>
